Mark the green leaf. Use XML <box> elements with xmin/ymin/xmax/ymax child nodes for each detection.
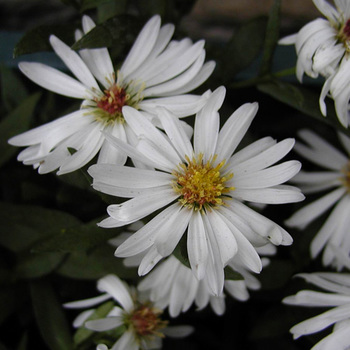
<box><xmin>72</xmin><ymin>14</ymin><xmax>139</xmax><ymax>50</ymax></box>
<box><xmin>16</xmin><ymin>332</ymin><xmax>28</xmax><ymax>350</ymax></box>
<box><xmin>13</xmin><ymin>24</ymin><xmax>76</xmax><ymax>58</ymax></box>
<box><xmin>81</xmin><ymin>0</ymin><xmax>115</xmax><ymax>11</ymax></box>
<box><xmin>15</xmin><ymin>251</ymin><xmax>66</xmax><ymax>279</ymax></box>
<box><xmin>73</xmin><ymin>300</ymin><xmax>114</xmax><ymax>346</ymax></box>
<box><xmin>258</xmin><ymin>79</ymin><xmax>349</xmax><ymax>135</ymax></box>
<box><xmin>30</xmin><ymin>280</ymin><xmax>73</xmax><ymax>350</ymax></box>
<box><xmin>32</xmin><ymin>219</ymin><xmax>122</xmax><ymax>253</ymax></box>
<box><xmin>97</xmin><ymin>0</ymin><xmax>128</xmax><ymax>22</ymax></box>
<box><xmin>0</xmin><ymin>202</ymin><xmax>81</xmax><ymax>253</ymax></box>
<box><xmin>220</xmin><ymin>17</ymin><xmax>267</xmax><ymax>82</ymax></box>
<box><xmin>57</xmin><ymin>245</ymin><xmax>137</xmax><ymax>280</ymax></box>
<box><xmin>259</xmin><ymin>0</ymin><xmax>282</xmax><ymax>75</ymax></box>
<box><xmin>0</xmin><ymin>65</ymin><xmax>28</xmax><ymax>112</ymax></box>
<box><xmin>0</xmin><ymin>92</ymin><xmax>41</xmax><ymax>167</ymax></box>
<box><xmin>224</xmin><ymin>266</ymin><xmax>243</xmax><ymax>281</ymax></box>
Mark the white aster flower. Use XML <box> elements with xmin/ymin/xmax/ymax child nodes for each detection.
<box><xmin>279</xmin><ymin>0</ymin><xmax>350</xmax><ymax>126</ymax></box>
<box><xmin>285</xmin><ymin>129</ymin><xmax>350</xmax><ymax>270</ymax></box>
<box><xmin>283</xmin><ymin>272</ymin><xmax>350</xmax><ymax>350</ymax></box>
<box><xmin>8</xmin><ymin>15</ymin><xmax>214</xmax><ymax>175</ymax></box>
<box><xmin>64</xmin><ymin>274</ymin><xmax>193</xmax><ymax>350</ymax></box>
<box><xmin>88</xmin><ymin>86</ymin><xmax>304</xmax><ymax>295</ymax></box>
<box><xmin>137</xmin><ymin>255</ymin><xmax>265</xmax><ymax>318</ymax></box>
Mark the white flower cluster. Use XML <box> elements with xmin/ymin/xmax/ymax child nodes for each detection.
<box><xmin>11</xmin><ymin>7</ymin><xmax>350</xmax><ymax>350</ymax></box>
<box><xmin>280</xmin><ymin>0</ymin><xmax>350</xmax><ymax>127</ymax></box>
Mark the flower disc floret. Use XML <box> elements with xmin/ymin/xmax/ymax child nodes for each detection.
<box><xmin>338</xmin><ymin>19</ymin><xmax>350</xmax><ymax>52</ymax></box>
<box><xmin>125</xmin><ymin>304</ymin><xmax>168</xmax><ymax>340</ymax></box>
<box><xmin>340</xmin><ymin>160</ymin><xmax>350</xmax><ymax>191</ymax></box>
<box><xmin>172</xmin><ymin>154</ymin><xmax>234</xmax><ymax>210</ymax></box>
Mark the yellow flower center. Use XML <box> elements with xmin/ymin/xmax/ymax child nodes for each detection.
<box><xmin>126</xmin><ymin>304</ymin><xmax>167</xmax><ymax>340</ymax></box>
<box><xmin>91</xmin><ymin>72</ymin><xmax>145</xmax><ymax>125</ymax></box>
<box><xmin>341</xmin><ymin>161</ymin><xmax>350</xmax><ymax>191</ymax></box>
<box><xmin>173</xmin><ymin>154</ymin><xmax>234</xmax><ymax>210</ymax></box>
<box><xmin>338</xmin><ymin>18</ymin><xmax>350</xmax><ymax>52</ymax></box>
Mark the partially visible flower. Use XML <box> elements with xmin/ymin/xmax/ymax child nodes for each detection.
<box><xmin>279</xmin><ymin>0</ymin><xmax>350</xmax><ymax>126</ymax></box>
<box><xmin>8</xmin><ymin>15</ymin><xmax>214</xmax><ymax>174</ymax></box>
<box><xmin>64</xmin><ymin>274</ymin><xmax>193</xmax><ymax>350</ymax></box>
<box><xmin>283</xmin><ymin>272</ymin><xmax>350</xmax><ymax>350</ymax></box>
<box><xmin>88</xmin><ymin>86</ymin><xmax>304</xmax><ymax>295</ymax></box>
<box><xmin>137</xmin><ymin>254</ymin><xmax>267</xmax><ymax>318</ymax></box>
<box><xmin>285</xmin><ymin>129</ymin><xmax>350</xmax><ymax>270</ymax></box>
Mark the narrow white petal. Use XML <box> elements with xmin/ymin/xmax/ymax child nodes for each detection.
<box><xmin>167</xmin><ymin>60</ymin><xmax>216</xmax><ymax>96</ymax></box>
<box><xmin>63</xmin><ymin>293</ymin><xmax>111</xmax><ymax>309</ymax></box>
<box><xmin>72</xmin><ymin>309</ymin><xmax>95</xmax><ymax>328</ymax></box>
<box><xmin>232</xmin><ymin>161</ymin><xmax>302</xmax><ymax>189</ymax></box>
<box><xmin>112</xmin><ymin>331</ymin><xmax>138</xmax><ymax>350</ymax></box>
<box><xmin>85</xmin><ymin>317</ymin><xmax>124</xmax><ymax>331</ymax></box>
<box><xmin>194</xmin><ymin>86</ymin><xmax>226</xmax><ymax>159</ymax></box>
<box><xmin>89</xmin><ymin>164</ymin><xmax>172</xmax><ymax>189</ymax></box>
<box><xmin>19</xmin><ymin>62</ymin><xmax>87</xmax><ymax>99</ymax></box>
<box><xmin>163</xmin><ymin>326</ymin><xmax>194</xmax><ymax>338</ymax></box>
<box><xmin>233</xmin><ymin>185</ymin><xmax>305</xmax><ymax>204</ymax></box>
<box><xmin>206</xmin><ymin>209</ymin><xmax>238</xmax><ymax>265</ymax></box>
<box><xmin>138</xmin><ymin>246</ymin><xmax>163</xmax><ymax>276</ymax></box>
<box><xmin>216</xmin><ymin>102</ymin><xmax>258</xmax><ymax>160</ymax></box>
<box><xmin>290</xmin><ymin>304</ymin><xmax>350</xmax><ymax>338</ymax></box>
<box><xmin>278</xmin><ymin>33</ymin><xmax>297</xmax><ymax>45</ymax></box>
<box><xmin>120</xmin><ymin>15</ymin><xmax>161</xmax><ymax>78</ymax></box>
<box><xmin>228</xmin><ymin>138</ymin><xmax>295</xmax><ymax>174</ymax></box>
<box><xmin>157</xmin><ymin>107</ymin><xmax>193</xmax><ymax>158</ymax></box>
<box><xmin>187</xmin><ymin>211</ymin><xmax>208</xmax><ymax>280</ymax></box>
<box><xmin>107</xmin><ymin>188</ymin><xmax>178</xmax><ymax>223</ymax></box>
<box><xmin>313</xmin><ymin>325</ymin><xmax>350</xmax><ymax>350</ymax></box>
<box><xmin>285</xmin><ymin>187</ymin><xmax>346</xmax><ymax>229</ymax></box>
<box><xmin>115</xmin><ymin>203</ymin><xmax>181</xmax><ymax>256</ymax></box>
<box><xmin>50</xmin><ymin>35</ymin><xmax>100</xmax><ymax>91</ymax></box>
<box><xmin>155</xmin><ymin>206</ymin><xmax>192</xmax><ymax>257</ymax></box>
<box><xmin>97</xmin><ymin>274</ymin><xmax>134</xmax><ymax>311</ymax></box>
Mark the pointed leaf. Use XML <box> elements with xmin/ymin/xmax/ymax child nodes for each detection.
<box><xmin>0</xmin><ymin>92</ymin><xmax>41</xmax><ymax>167</ymax></box>
<box><xmin>13</xmin><ymin>24</ymin><xmax>76</xmax><ymax>57</ymax></box>
<box><xmin>30</xmin><ymin>280</ymin><xmax>73</xmax><ymax>350</ymax></box>
<box><xmin>220</xmin><ymin>17</ymin><xmax>267</xmax><ymax>82</ymax></box>
<box><xmin>260</xmin><ymin>0</ymin><xmax>282</xmax><ymax>75</ymax></box>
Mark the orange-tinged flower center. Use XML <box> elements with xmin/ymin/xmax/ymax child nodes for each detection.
<box><xmin>173</xmin><ymin>154</ymin><xmax>234</xmax><ymax>210</ymax></box>
<box><xmin>338</xmin><ymin>19</ymin><xmax>350</xmax><ymax>52</ymax></box>
<box><xmin>97</xmin><ymin>85</ymin><xmax>127</xmax><ymax>116</ymax></box>
<box><xmin>129</xmin><ymin>304</ymin><xmax>167</xmax><ymax>338</ymax></box>
<box><xmin>341</xmin><ymin>161</ymin><xmax>350</xmax><ymax>191</ymax></box>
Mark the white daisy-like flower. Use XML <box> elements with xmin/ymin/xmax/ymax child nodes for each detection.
<box><xmin>285</xmin><ymin>129</ymin><xmax>350</xmax><ymax>270</ymax></box>
<box><xmin>137</xmin><ymin>255</ymin><xmax>265</xmax><ymax>318</ymax></box>
<box><xmin>279</xmin><ymin>0</ymin><xmax>350</xmax><ymax>126</ymax></box>
<box><xmin>8</xmin><ymin>15</ymin><xmax>214</xmax><ymax>175</ymax></box>
<box><xmin>283</xmin><ymin>272</ymin><xmax>350</xmax><ymax>350</ymax></box>
<box><xmin>88</xmin><ymin>86</ymin><xmax>304</xmax><ymax>295</ymax></box>
<box><xmin>64</xmin><ymin>274</ymin><xmax>193</xmax><ymax>350</ymax></box>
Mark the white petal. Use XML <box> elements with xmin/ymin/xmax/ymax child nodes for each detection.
<box><xmin>285</xmin><ymin>187</ymin><xmax>346</xmax><ymax>229</ymax></box>
<box><xmin>115</xmin><ymin>203</ymin><xmax>181</xmax><ymax>256</ymax></box>
<box><xmin>194</xmin><ymin>86</ymin><xmax>226</xmax><ymax>159</ymax></box>
<box><xmin>107</xmin><ymin>188</ymin><xmax>178</xmax><ymax>223</ymax></box>
<box><xmin>50</xmin><ymin>35</ymin><xmax>100</xmax><ymax>91</ymax></box>
<box><xmin>111</xmin><ymin>331</ymin><xmax>138</xmax><ymax>350</ymax></box>
<box><xmin>155</xmin><ymin>206</ymin><xmax>192</xmax><ymax>257</ymax></box>
<box><xmin>138</xmin><ymin>246</ymin><xmax>163</xmax><ymax>276</ymax></box>
<box><xmin>206</xmin><ymin>209</ymin><xmax>238</xmax><ymax>265</ymax></box>
<box><xmin>187</xmin><ymin>210</ymin><xmax>208</xmax><ymax>280</ymax></box>
<box><xmin>233</xmin><ymin>160</ymin><xmax>301</xmax><ymax>189</ymax></box>
<box><xmin>85</xmin><ymin>317</ymin><xmax>123</xmax><ymax>331</ymax></box>
<box><xmin>216</xmin><ymin>102</ymin><xmax>258</xmax><ymax>160</ymax></box>
<box><xmin>233</xmin><ymin>185</ymin><xmax>305</xmax><ymax>204</ymax></box>
<box><xmin>163</xmin><ymin>326</ymin><xmax>194</xmax><ymax>338</ymax></box>
<box><xmin>72</xmin><ymin>309</ymin><xmax>95</xmax><ymax>328</ymax></box>
<box><xmin>120</xmin><ymin>15</ymin><xmax>161</xmax><ymax>78</ymax></box>
<box><xmin>18</xmin><ymin>62</ymin><xmax>88</xmax><ymax>99</ymax></box>
<box><xmin>63</xmin><ymin>293</ymin><xmax>111</xmax><ymax>309</ymax></box>
<box><xmin>157</xmin><ymin>107</ymin><xmax>193</xmax><ymax>159</ymax></box>
<box><xmin>97</xmin><ymin>274</ymin><xmax>133</xmax><ymax>311</ymax></box>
